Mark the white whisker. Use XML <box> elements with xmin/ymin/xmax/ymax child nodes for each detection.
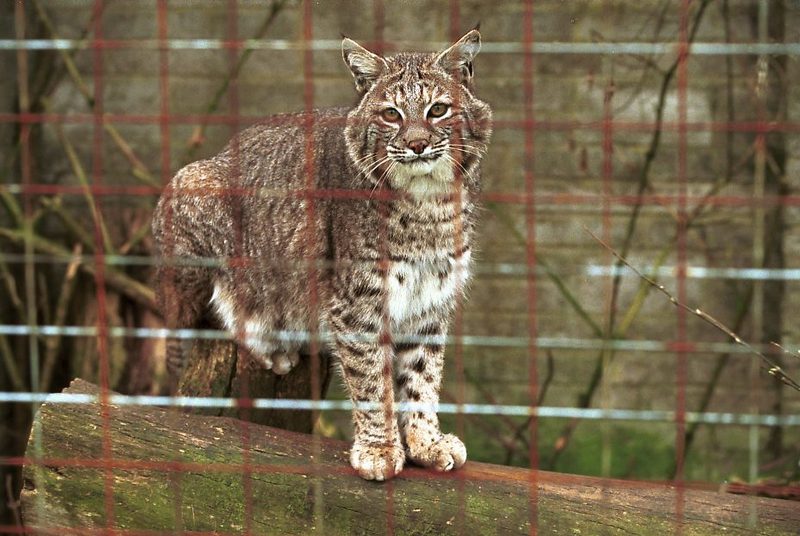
<box><xmin>360</xmin><ymin>154</ymin><xmax>393</xmax><ymax>181</ymax></box>
<box><xmin>449</xmin><ymin>144</ymin><xmax>485</xmax><ymax>158</ymax></box>
<box><xmin>443</xmin><ymin>154</ymin><xmax>470</xmax><ymax>178</ymax></box>
<box><xmin>370</xmin><ymin>161</ymin><xmax>397</xmax><ymax>199</ymax></box>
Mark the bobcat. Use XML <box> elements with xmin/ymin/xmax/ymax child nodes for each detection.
<box><xmin>152</xmin><ymin>30</ymin><xmax>492</xmax><ymax>481</ymax></box>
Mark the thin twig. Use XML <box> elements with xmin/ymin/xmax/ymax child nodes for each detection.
<box><xmin>0</xmin><ymin>189</ymin><xmax>22</xmax><ymax>227</ymax></box>
<box><xmin>675</xmin><ymin>283</ymin><xmax>753</xmax><ymax>478</ymax></box>
<box><xmin>52</xmin><ymin>121</ymin><xmax>115</xmax><ymax>254</ymax></box>
<box><xmin>29</xmin><ymin>0</ymin><xmax>105</xmax><ymax>101</ymax></box>
<box><xmin>769</xmin><ymin>342</ymin><xmax>800</xmax><ymax>363</ymax></box>
<box><xmin>5</xmin><ymin>473</ymin><xmax>23</xmax><ymax>529</ymax></box>
<box><xmin>0</xmin><ymin>334</ymin><xmax>25</xmax><ymax>392</ymax></box>
<box><xmin>1</xmin><ymin>1</ymin><xmax>103</xmax><ymax>226</ymax></box>
<box><xmin>0</xmin><ymin>255</ymin><xmax>25</xmax><ymax>318</ymax></box>
<box><xmin>36</xmin><ymin>270</ymin><xmax>51</xmax><ymax>326</ymax></box>
<box><xmin>505</xmin><ymin>349</ymin><xmax>555</xmax><ymax>465</ymax></box>
<box><xmin>31</xmin><ymin>0</ymin><xmax>93</xmax><ymax>101</ymax></box>
<box><xmin>615</xmin><ymin>245</ymin><xmax>672</xmax><ymax>335</ymax></box>
<box><xmin>118</xmin><ymin>215</ymin><xmax>153</xmax><ymax>255</ymax></box>
<box><xmin>39</xmin><ymin>197</ymin><xmax>96</xmax><ymax>252</ymax></box>
<box><xmin>608</xmin><ymin>0</ymin><xmax>713</xmax><ymax>330</ymax></box>
<box><xmin>0</xmin><ymin>228</ymin><xmax>156</xmax><ymax>313</ymax></box>
<box><xmin>40</xmin><ymin>244</ymin><xmax>82</xmax><ymax>391</ymax></box>
<box><xmin>464</xmin><ymin>369</ymin><xmax>527</xmax><ymax>441</ymax></box>
<box><xmin>547</xmin><ymin>1</ymin><xmax>715</xmax><ymax>468</ymax></box>
<box><xmin>585</xmin><ymin>226</ymin><xmax>800</xmax><ymax>392</ymax></box>
<box><xmin>485</xmin><ymin>202</ymin><xmax>603</xmax><ymax>338</ymax></box>
<box><xmin>182</xmin><ymin>0</ymin><xmax>291</xmax><ymax>165</ymax></box>
<box><xmin>31</xmin><ymin>0</ymin><xmax>159</xmax><ymax>188</ymax></box>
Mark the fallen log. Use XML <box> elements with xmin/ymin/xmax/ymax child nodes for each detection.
<box><xmin>20</xmin><ymin>380</ymin><xmax>800</xmax><ymax>535</ymax></box>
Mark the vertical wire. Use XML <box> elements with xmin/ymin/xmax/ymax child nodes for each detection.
<box><xmin>369</xmin><ymin>2</ymin><xmax>395</xmax><ymax>534</ymax></box>
<box><xmin>674</xmin><ymin>0</ymin><xmax>691</xmax><ymax>532</ymax></box>
<box><xmin>157</xmin><ymin>0</ymin><xmax>171</xmax><ymax>339</ymax></box>
<box><xmin>300</xmin><ymin>0</ymin><xmax>325</xmax><ymax>532</ymax></box>
<box><xmin>749</xmin><ymin>0</ymin><xmax>770</xmax><ymax>528</ymax></box>
<box><xmin>373</xmin><ymin>0</ymin><xmax>385</xmax><ymax>56</ymax></box>
<box><xmin>447</xmin><ymin>2</ymin><xmax>468</xmax><ymax>535</ymax></box>
<box><xmin>224</xmin><ymin>2</ymin><xmax>254</xmax><ymax>534</ymax></box>
<box><xmin>599</xmin><ymin>54</ymin><xmax>615</xmax><ymax>498</ymax></box>
<box><xmin>156</xmin><ymin>1</ymin><xmax>185</xmax><ymax>532</ymax></box>
<box><xmin>87</xmin><ymin>0</ymin><xmax>117</xmax><ymax>532</ymax></box>
<box><xmin>522</xmin><ymin>0</ymin><xmax>539</xmax><ymax>533</ymax></box>
<box><xmin>15</xmin><ymin>0</ymin><xmax>36</xmax><ymax>397</ymax></box>
<box><xmin>365</xmin><ymin>0</ymin><xmax>393</xmax><ymax>529</ymax></box>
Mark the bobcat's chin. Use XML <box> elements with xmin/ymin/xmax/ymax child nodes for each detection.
<box><xmin>405</xmin><ymin>156</ymin><xmax>442</xmax><ymax>175</ymax></box>
<box><xmin>388</xmin><ymin>154</ymin><xmax>456</xmax><ymax>199</ymax></box>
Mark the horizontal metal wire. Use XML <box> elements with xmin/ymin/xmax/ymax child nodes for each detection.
<box><xmin>586</xmin><ymin>264</ymin><xmax>800</xmax><ymax>281</ymax></box>
<box><xmin>3</xmin><ymin>251</ymin><xmax>800</xmax><ymax>282</ymax></box>
<box><xmin>1</xmin><ymin>390</ymin><xmax>797</xmax><ymax>426</ymax></box>
<box><xmin>4</xmin><ymin>114</ymin><xmax>800</xmax><ymax>135</ymax></box>
<box><xmin>2</xmin><ymin>39</ymin><xmax>800</xmax><ymax>56</ymax></box>
<box><xmin>0</xmin><ymin>323</ymin><xmax>793</xmax><ymax>355</ymax></box>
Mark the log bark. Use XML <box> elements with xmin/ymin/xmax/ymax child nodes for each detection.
<box><xmin>178</xmin><ymin>337</ymin><xmax>333</xmax><ymax>434</ymax></box>
<box><xmin>20</xmin><ymin>380</ymin><xmax>800</xmax><ymax>535</ymax></box>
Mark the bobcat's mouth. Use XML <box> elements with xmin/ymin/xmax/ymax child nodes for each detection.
<box><xmin>403</xmin><ymin>154</ymin><xmax>444</xmax><ymax>175</ymax></box>
<box><xmin>387</xmin><ymin>150</ymin><xmax>456</xmax><ymax>199</ymax></box>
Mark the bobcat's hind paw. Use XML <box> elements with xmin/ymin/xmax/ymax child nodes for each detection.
<box><xmin>254</xmin><ymin>352</ymin><xmax>300</xmax><ymax>375</ymax></box>
<box><xmin>350</xmin><ymin>441</ymin><xmax>405</xmax><ymax>481</ymax></box>
<box><xmin>270</xmin><ymin>352</ymin><xmax>299</xmax><ymax>375</ymax></box>
<box><xmin>406</xmin><ymin>433</ymin><xmax>466</xmax><ymax>472</ymax></box>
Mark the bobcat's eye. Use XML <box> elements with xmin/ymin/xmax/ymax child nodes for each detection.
<box><xmin>427</xmin><ymin>103</ymin><xmax>449</xmax><ymax>119</ymax></box>
<box><xmin>381</xmin><ymin>108</ymin><xmax>402</xmax><ymax>123</ymax></box>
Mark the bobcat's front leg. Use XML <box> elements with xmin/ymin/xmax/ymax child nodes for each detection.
<box><xmin>332</xmin><ymin>317</ymin><xmax>404</xmax><ymax>481</ymax></box>
<box><xmin>395</xmin><ymin>324</ymin><xmax>466</xmax><ymax>472</ymax></box>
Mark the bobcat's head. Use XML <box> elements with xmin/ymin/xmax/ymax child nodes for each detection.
<box><xmin>342</xmin><ymin>30</ymin><xmax>492</xmax><ymax>198</ymax></box>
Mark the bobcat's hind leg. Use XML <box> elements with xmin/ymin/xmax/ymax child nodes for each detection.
<box><xmin>158</xmin><ymin>264</ymin><xmax>211</xmax><ymax>391</ymax></box>
<box><xmin>210</xmin><ymin>299</ymin><xmax>302</xmax><ymax>376</ymax></box>
<box><xmin>153</xmin><ymin>160</ymin><xmax>229</xmax><ymax>391</ymax></box>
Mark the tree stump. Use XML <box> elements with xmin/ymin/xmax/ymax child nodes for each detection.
<box><xmin>178</xmin><ymin>337</ymin><xmax>333</xmax><ymax>434</ymax></box>
<box><xmin>19</xmin><ymin>379</ymin><xmax>800</xmax><ymax>535</ymax></box>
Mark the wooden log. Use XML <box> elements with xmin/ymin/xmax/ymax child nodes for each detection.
<box><xmin>177</xmin><ymin>337</ymin><xmax>333</xmax><ymax>434</ymax></box>
<box><xmin>21</xmin><ymin>380</ymin><xmax>800</xmax><ymax>535</ymax></box>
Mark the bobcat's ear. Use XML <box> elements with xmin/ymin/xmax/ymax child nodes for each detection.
<box><xmin>342</xmin><ymin>37</ymin><xmax>388</xmax><ymax>93</ymax></box>
<box><xmin>435</xmin><ymin>29</ymin><xmax>481</xmax><ymax>86</ymax></box>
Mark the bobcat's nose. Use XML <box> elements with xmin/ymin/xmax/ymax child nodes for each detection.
<box><xmin>407</xmin><ymin>139</ymin><xmax>429</xmax><ymax>155</ymax></box>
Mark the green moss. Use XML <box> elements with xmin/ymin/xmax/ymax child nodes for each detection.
<box><xmin>22</xmin><ymin>381</ymin><xmax>799</xmax><ymax>535</ymax></box>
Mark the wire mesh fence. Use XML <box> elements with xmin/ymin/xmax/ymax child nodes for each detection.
<box><xmin>2</xmin><ymin>0</ymin><xmax>800</xmax><ymax>534</ymax></box>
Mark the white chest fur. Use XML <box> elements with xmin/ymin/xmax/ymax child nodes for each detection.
<box><xmin>387</xmin><ymin>250</ymin><xmax>471</xmax><ymax>327</ymax></box>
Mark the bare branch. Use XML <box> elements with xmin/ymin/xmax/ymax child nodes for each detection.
<box><xmin>585</xmin><ymin>226</ymin><xmax>800</xmax><ymax>392</ymax></box>
<box><xmin>0</xmin><ymin>228</ymin><xmax>156</xmax><ymax>313</ymax></box>
<box><xmin>181</xmin><ymin>0</ymin><xmax>292</xmax><ymax>165</ymax></box>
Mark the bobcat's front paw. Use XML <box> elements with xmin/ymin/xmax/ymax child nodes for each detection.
<box><xmin>406</xmin><ymin>433</ymin><xmax>466</xmax><ymax>472</ymax></box>
<box><xmin>350</xmin><ymin>441</ymin><xmax>405</xmax><ymax>481</ymax></box>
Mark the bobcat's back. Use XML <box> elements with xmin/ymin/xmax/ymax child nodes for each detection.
<box><xmin>153</xmin><ymin>107</ymin><xmax>355</xmax><ymax>370</ymax></box>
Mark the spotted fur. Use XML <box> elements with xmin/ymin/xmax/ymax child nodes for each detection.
<box><xmin>152</xmin><ymin>30</ymin><xmax>492</xmax><ymax>481</ymax></box>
